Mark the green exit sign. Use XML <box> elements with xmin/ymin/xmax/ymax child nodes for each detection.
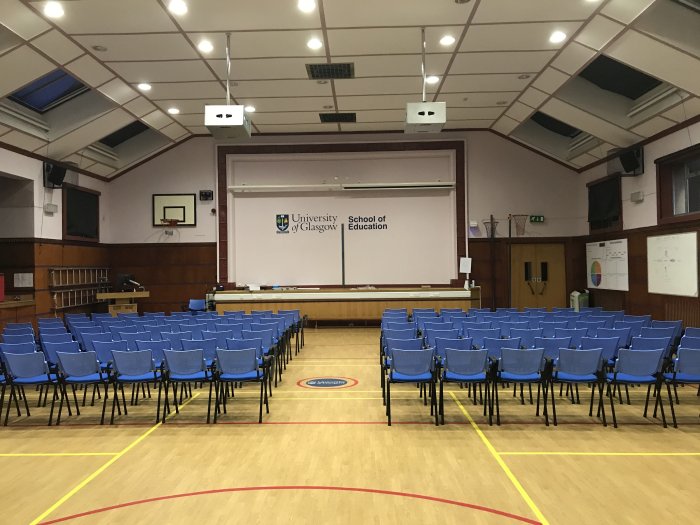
<box><xmin>529</xmin><ymin>215</ymin><xmax>545</xmax><ymax>223</ymax></box>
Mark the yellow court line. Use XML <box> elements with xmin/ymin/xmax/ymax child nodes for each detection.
<box><xmin>450</xmin><ymin>392</ymin><xmax>549</xmax><ymax>525</ymax></box>
<box><xmin>0</xmin><ymin>452</ymin><xmax>118</xmax><ymax>458</ymax></box>
<box><xmin>30</xmin><ymin>393</ymin><xmax>200</xmax><ymax>525</ymax></box>
<box><xmin>499</xmin><ymin>451</ymin><xmax>700</xmax><ymax>457</ymax></box>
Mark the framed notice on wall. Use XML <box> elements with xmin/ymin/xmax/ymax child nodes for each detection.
<box><xmin>152</xmin><ymin>194</ymin><xmax>196</xmax><ymax>227</ymax></box>
<box><xmin>647</xmin><ymin>232</ymin><xmax>698</xmax><ymax>297</ymax></box>
<box><xmin>585</xmin><ymin>238</ymin><xmax>629</xmax><ymax>291</ymax></box>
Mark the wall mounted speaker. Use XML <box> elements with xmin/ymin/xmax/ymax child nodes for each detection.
<box><xmin>43</xmin><ymin>162</ymin><xmax>67</xmax><ymax>189</ymax></box>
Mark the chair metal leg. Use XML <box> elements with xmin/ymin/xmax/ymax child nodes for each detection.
<box><xmin>666</xmin><ymin>382</ymin><xmax>677</xmax><ymax>428</ymax></box>
<box><xmin>110</xmin><ymin>382</ymin><xmax>119</xmax><ymax>424</ymax></box>
<box><xmin>100</xmin><ymin>382</ymin><xmax>109</xmax><ymax>425</ymax></box>
<box><xmin>439</xmin><ymin>379</ymin><xmax>445</xmax><ymax>425</ymax></box>
<box><xmin>48</xmin><ymin>383</ymin><xmax>58</xmax><ymax>426</ymax></box>
<box><xmin>598</xmin><ymin>383</ymin><xmax>607</xmax><ymax>427</ymax></box>
<box><xmin>550</xmin><ymin>380</ymin><xmax>557</xmax><ymax>426</ymax></box>
<box><xmin>608</xmin><ymin>384</ymin><xmax>618</xmax><ymax>428</ymax></box>
<box><xmin>259</xmin><ymin>379</ymin><xmax>264</xmax><ymax>423</ymax></box>
<box><xmin>4</xmin><ymin>385</ymin><xmax>15</xmax><ymax>425</ymax></box>
<box><xmin>386</xmin><ymin>379</ymin><xmax>392</xmax><ymax>426</ymax></box>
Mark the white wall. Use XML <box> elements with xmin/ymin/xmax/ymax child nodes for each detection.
<box><xmin>105</xmin><ymin>137</ymin><xmax>216</xmax><ymax>243</ymax></box>
<box><xmin>0</xmin><ymin>174</ymin><xmax>33</xmax><ymax>238</ymax></box>
<box><xmin>580</xmin><ymin>121</ymin><xmax>700</xmax><ymax>230</ymax></box>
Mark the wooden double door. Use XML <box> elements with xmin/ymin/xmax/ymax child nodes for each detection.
<box><xmin>510</xmin><ymin>243</ymin><xmax>566</xmax><ymax>310</ymax></box>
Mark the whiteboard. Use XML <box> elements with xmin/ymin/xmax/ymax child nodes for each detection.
<box><xmin>586</xmin><ymin>238</ymin><xmax>629</xmax><ymax>291</ymax></box>
<box><xmin>647</xmin><ymin>232</ymin><xmax>698</xmax><ymax>297</ymax></box>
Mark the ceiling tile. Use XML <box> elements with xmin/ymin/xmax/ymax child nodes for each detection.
<box><xmin>172</xmin><ymin>114</ymin><xmax>207</xmax><ymax>127</ymax></box>
<box><xmin>189</xmin><ymin>31</ymin><xmax>326</xmax><ymax>59</ymax></box>
<box><xmin>569</xmin><ymin>152</ymin><xmax>600</xmax><ymax>167</ymax></box>
<box><xmin>109</xmin><ymin>60</ymin><xmax>217</xmax><ymax>83</ymax></box>
<box><xmin>147</xmin><ymin>81</ymin><xmax>225</xmax><ymax>100</ymax></box>
<box><xmin>337</xmin><ymin>94</ymin><xmax>420</xmax><ymax>111</ymax></box>
<box><xmin>440</xmin><ymin>74</ymin><xmax>532</xmax><ymax>93</ymax></box>
<box><xmin>450</xmin><ymin>107</ymin><xmax>505</xmax><ymax>120</ymax></box>
<box><xmin>337</xmin><ymin>54</ymin><xmax>451</xmax><ymax>78</ymax></box>
<box><xmin>234</xmin><ymin>97</ymin><xmax>336</xmax><ymax>113</ymax></box>
<box><xmin>255</xmin><ymin>123</ymin><xmax>339</xmax><ymax>133</ymax></box>
<box><xmin>208</xmin><ymin>57</ymin><xmax>325</xmax><ymax>81</ymax></box>
<box><xmin>232</xmin><ymin>79</ymin><xmax>333</xmax><ymax>98</ymax></box>
<box><xmin>662</xmin><ymin>98</ymin><xmax>700</xmax><ymax>122</ymax></box>
<box><xmin>324</xmin><ymin>0</ymin><xmax>473</xmax><ymax>27</ymax></box>
<box><xmin>98</xmin><ymin>78</ymin><xmax>138</xmax><ymax>105</ymax></box>
<box><xmin>355</xmin><ymin>110</ymin><xmax>406</xmax><ymax>123</ymax></box>
<box><xmin>451</xmin><ymin>51</ymin><xmax>556</xmax><ymax>74</ymax></box>
<box><xmin>472</xmin><ymin>0</ymin><xmax>600</xmax><ymax>23</ymax></box>
<box><xmin>28</xmin><ymin>0</ymin><xmax>177</xmax><ymax>33</ymax></box>
<box><xmin>518</xmin><ymin>87</ymin><xmax>550</xmax><ymax>108</ymax></box>
<box><xmin>491</xmin><ymin>115</ymin><xmax>520</xmax><ymax>135</ymax></box>
<box><xmin>531</xmin><ymin>67</ymin><xmax>570</xmax><ymax>94</ymax></box>
<box><xmin>64</xmin><ymin>54</ymin><xmax>115</xmax><ymax>87</ymax></box>
<box><xmin>0</xmin><ymin>45</ymin><xmax>54</xmax><ymax>97</ymax></box>
<box><xmin>159</xmin><ymin>122</ymin><xmax>189</xmax><ymax>141</ymax></box>
<box><xmin>250</xmin><ymin>112</ymin><xmax>322</xmax><ymax>125</ymax></box>
<box><xmin>88</xmin><ymin>163</ymin><xmax>116</xmax><ymax>176</ymax></box>
<box><xmin>606</xmin><ymin>30</ymin><xmax>700</xmax><ymax>97</ymax></box>
<box><xmin>551</xmin><ymin>42</ymin><xmax>596</xmax><ymax>75</ymax></box>
<box><xmin>601</xmin><ymin>0</ymin><xmax>656</xmax><ymax>24</ymax></box>
<box><xmin>142</xmin><ymin>110</ymin><xmax>173</xmax><ymax>130</ymax></box>
<box><xmin>436</xmin><ymin>92</ymin><xmax>519</xmax><ymax>107</ymax></box>
<box><xmin>178</xmin><ymin>0</ymin><xmax>322</xmax><ymax>31</ymax></box>
<box><xmin>329</xmin><ymin>27</ymin><xmax>423</xmax><ymax>56</ymax></box>
<box><xmin>2</xmin><ymin>130</ymin><xmax>46</xmax><ymax>151</ymax></box>
<box><xmin>30</xmin><ymin>30</ymin><xmax>83</xmax><ymax>65</ymax></box>
<box><xmin>186</xmin><ymin>126</ymin><xmax>211</xmax><ymax>135</ymax></box>
<box><xmin>0</xmin><ymin>123</ymin><xmax>10</xmax><ymax>136</ymax></box>
<box><xmin>123</xmin><ymin>97</ymin><xmax>157</xmax><ymax>117</ymax></box>
<box><xmin>506</xmin><ymin>102</ymin><xmax>536</xmax><ymax>122</ymax></box>
<box><xmin>460</xmin><ymin>22</ymin><xmax>583</xmax><ymax>52</ymax></box>
<box><xmin>444</xmin><ymin>120</ymin><xmax>494</xmax><ymax>129</ymax></box>
<box><xmin>574</xmin><ymin>15</ymin><xmax>625</xmax><ymax>50</ymax></box>
<box><xmin>335</xmin><ymin>77</ymin><xmax>436</xmax><ymax>97</ymax></box>
<box><xmin>46</xmin><ymin>109</ymin><xmax>135</xmax><ymax>158</ymax></box>
<box><xmin>339</xmin><ymin>123</ymin><xmax>403</xmax><ymax>132</ymax></box>
<box><xmin>0</xmin><ymin>1</ymin><xmax>50</xmax><ymax>39</ymax></box>
<box><xmin>73</xmin><ymin>34</ymin><xmax>198</xmax><ymax>61</ymax></box>
<box><xmin>630</xmin><ymin>116</ymin><xmax>675</xmax><ymax>138</ymax></box>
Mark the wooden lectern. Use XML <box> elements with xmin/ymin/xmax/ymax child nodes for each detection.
<box><xmin>96</xmin><ymin>291</ymin><xmax>150</xmax><ymax>316</ymax></box>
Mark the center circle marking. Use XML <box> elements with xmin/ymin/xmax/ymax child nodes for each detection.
<box><xmin>297</xmin><ymin>377</ymin><xmax>359</xmax><ymax>389</ymax></box>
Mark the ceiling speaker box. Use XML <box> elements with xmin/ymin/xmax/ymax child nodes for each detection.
<box><xmin>205</xmin><ymin>105</ymin><xmax>251</xmax><ymax>139</ymax></box>
<box><xmin>405</xmin><ymin>102</ymin><xmax>446</xmax><ymax>133</ymax></box>
<box><xmin>43</xmin><ymin>162</ymin><xmax>67</xmax><ymax>189</ymax></box>
<box><xmin>607</xmin><ymin>147</ymin><xmax>644</xmax><ymax>176</ymax></box>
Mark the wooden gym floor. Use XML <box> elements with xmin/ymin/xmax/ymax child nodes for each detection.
<box><xmin>2</xmin><ymin>328</ymin><xmax>699</xmax><ymax>524</ymax></box>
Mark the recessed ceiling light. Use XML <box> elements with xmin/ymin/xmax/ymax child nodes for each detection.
<box><xmin>317</xmin><ymin>79</ymin><xmax>328</xmax><ymax>84</ymax></box>
<box><xmin>496</xmin><ymin>100</ymin><xmax>508</xmax><ymax>105</ymax></box>
<box><xmin>167</xmin><ymin>0</ymin><xmax>188</xmax><ymax>16</ymax></box>
<box><xmin>426</xmin><ymin>75</ymin><xmax>440</xmax><ymax>85</ymax></box>
<box><xmin>297</xmin><ymin>0</ymin><xmax>316</xmax><ymax>13</ymax></box>
<box><xmin>91</xmin><ymin>45</ymin><xmax>108</xmax><ymax>53</ymax></box>
<box><xmin>307</xmin><ymin>37</ymin><xmax>323</xmax><ymax>50</ymax></box>
<box><xmin>549</xmin><ymin>30</ymin><xmax>567</xmax><ymax>44</ymax></box>
<box><xmin>137</xmin><ymin>83</ymin><xmax>152</xmax><ymax>91</ymax></box>
<box><xmin>167</xmin><ymin>107</ymin><xmax>180</xmax><ymax>115</ymax></box>
<box><xmin>197</xmin><ymin>39</ymin><xmax>213</xmax><ymax>53</ymax></box>
<box><xmin>439</xmin><ymin>35</ymin><xmax>456</xmax><ymax>46</ymax></box>
<box><xmin>44</xmin><ymin>1</ymin><xmax>64</xmax><ymax>18</ymax></box>
<box><xmin>518</xmin><ymin>74</ymin><xmax>531</xmax><ymax>80</ymax></box>
<box><xmin>462</xmin><ymin>97</ymin><xmax>469</xmax><ymax>102</ymax></box>
<box><xmin>244</xmin><ymin>105</ymin><xmax>256</xmax><ymax>113</ymax></box>
<box><xmin>323</xmin><ymin>105</ymin><xmax>334</xmax><ymax>109</ymax></box>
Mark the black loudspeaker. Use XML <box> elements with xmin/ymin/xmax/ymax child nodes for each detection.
<box><xmin>619</xmin><ymin>148</ymin><xmax>642</xmax><ymax>173</ymax></box>
<box><xmin>43</xmin><ymin>162</ymin><xmax>67</xmax><ymax>188</ymax></box>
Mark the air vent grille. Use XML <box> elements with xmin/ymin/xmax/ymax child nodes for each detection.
<box><xmin>319</xmin><ymin>112</ymin><xmax>356</xmax><ymax>123</ymax></box>
<box><xmin>306</xmin><ymin>63</ymin><xmax>355</xmax><ymax>79</ymax></box>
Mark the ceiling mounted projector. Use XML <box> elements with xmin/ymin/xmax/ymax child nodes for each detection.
<box><xmin>205</xmin><ymin>105</ymin><xmax>251</xmax><ymax>139</ymax></box>
<box><xmin>405</xmin><ymin>27</ymin><xmax>447</xmax><ymax>134</ymax></box>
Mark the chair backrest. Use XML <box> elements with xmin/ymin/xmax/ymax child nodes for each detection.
<box><xmin>526</xmin><ymin>316</ymin><xmax>546</xmax><ymax>329</ymax></box>
<box><xmin>552</xmin><ymin>315</ymin><xmax>579</xmax><ymax>329</ymax></box>
<box><xmin>501</xmin><ymin>348</ymin><xmax>544</xmax><ymax>375</ymax></box>
<box><xmin>675</xmin><ymin>348</ymin><xmax>700</xmax><ymax>375</ymax></box>
<box><xmin>630</xmin><ymin>336</ymin><xmax>671</xmax><ymax>352</ymax></box>
<box><xmin>574</xmin><ymin>320</ymin><xmax>605</xmax><ymax>337</ymax></box>
<box><xmin>640</xmin><ymin>326</ymin><xmax>675</xmax><ymax>345</ymax></box>
<box><xmin>381</xmin><ymin>322</ymin><xmax>416</xmax><ymax>335</ymax></box>
<box><xmin>93</xmin><ymin>340</ymin><xmax>128</xmax><ymax>364</ymax></box>
<box><xmin>614</xmin><ymin>320</ymin><xmax>645</xmax><ymax>338</ymax></box>
<box><xmin>40</xmin><ymin>333</ymin><xmax>73</xmax><ymax>346</ymax></box>
<box><xmin>38</xmin><ymin>326</ymin><xmax>67</xmax><ymax>335</ymax></box>
<box><xmin>557</xmin><ymin>348</ymin><xmax>602</xmax><ymax>376</ymax></box>
<box><xmin>684</xmin><ymin>327</ymin><xmax>700</xmax><ymax>338</ymax></box>
<box><xmin>424</xmin><ymin>328</ymin><xmax>460</xmax><ymax>347</ymax></box>
<box><xmin>553</xmin><ymin>329</ymin><xmax>586</xmax><ymax>348</ymax></box>
<box><xmin>459</xmin><ymin>321</ymin><xmax>492</xmax><ymax>334</ymax></box>
<box><xmin>679</xmin><ymin>335</ymin><xmax>700</xmax><ymax>350</ymax></box>
<box><xmin>117</xmin><ymin>331</ymin><xmax>149</xmax><ymax>351</ymax></box>
<box><xmin>534</xmin><ymin>336</ymin><xmax>571</xmax><ymax>361</ymax></box>
<box><xmin>112</xmin><ymin>349</ymin><xmax>155</xmax><ymax>377</ymax></box>
<box><xmin>203</xmin><ymin>330</ymin><xmax>233</xmax><ymax>349</ymax></box>
<box><xmin>586</xmin><ymin>315</ymin><xmax>615</xmax><ymax>329</ymax></box>
<box><xmin>482</xmin><ymin>337</ymin><xmax>520</xmax><ymax>360</ymax></box>
<box><xmin>3</xmin><ymin>351</ymin><xmax>50</xmax><ymax>379</ymax></box>
<box><xmin>2</xmin><ymin>333</ymin><xmax>34</xmax><ymax>344</ymax></box>
<box><xmin>242</xmin><ymin>329</ymin><xmax>273</xmax><ymax>349</ymax></box>
<box><xmin>434</xmin><ymin>338</ymin><xmax>473</xmax><ymax>361</ymax></box>
<box><xmin>43</xmin><ymin>340</ymin><xmax>80</xmax><ymax>365</ymax></box>
<box><xmin>509</xmin><ymin>328</ymin><xmax>543</xmax><ymax>349</ymax></box>
<box><xmin>384</xmin><ymin>338</ymin><xmax>423</xmax><ymax>359</ymax></box>
<box><xmin>391</xmin><ymin>348</ymin><xmax>434</xmax><ymax>376</ymax></box>
<box><xmin>596</xmin><ymin>327</ymin><xmax>631</xmax><ymax>348</ymax></box>
<box><xmin>180</xmin><ymin>323</ymin><xmax>207</xmax><ymax>340</ymax></box>
<box><xmin>498</xmin><ymin>321</ymin><xmax>530</xmax><ymax>337</ymax></box>
<box><xmin>57</xmin><ymin>351</ymin><xmax>100</xmax><ymax>377</ymax></box>
<box><xmin>422</xmin><ymin>320</ymin><xmax>451</xmax><ymax>333</ymax></box>
<box><xmin>135</xmin><ymin>339</ymin><xmax>171</xmax><ymax>364</ymax></box>
<box><xmin>82</xmin><ymin>332</ymin><xmax>113</xmax><ymax>353</ymax></box>
<box><xmin>162</xmin><ymin>332</ymin><xmax>186</xmax><ymax>350</ymax></box>
<box><xmin>382</xmin><ymin>328</ymin><xmax>415</xmax><ymax>341</ymax></box>
<box><xmin>615</xmin><ymin>349</ymin><xmax>664</xmax><ymax>376</ymax></box>
<box><xmin>623</xmin><ymin>314</ymin><xmax>651</xmax><ymax>327</ymax></box>
<box><xmin>466</xmin><ymin>328</ymin><xmax>501</xmax><ymax>348</ymax></box>
<box><xmin>523</xmin><ymin>307</ymin><xmax>547</xmax><ymax>314</ymax></box>
<box><xmin>581</xmin><ymin>336</ymin><xmax>619</xmax><ymax>362</ymax></box>
<box><xmin>164</xmin><ymin>349</ymin><xmax>206</xmax><ymax>375</ymax></box>
<box><xmin>444</xmin><ymin>348</ymin><xmax>488</xmax><ymax>377</ymax></box>
<box><xmin>188</xmin><ymin>299</ymin><xmax>206</xmax><ymax>312</ymax></box>
<box><xmin>539</xmin><ymin>321</ymin><xmax>568</xmax><ymax>338</ymax></box>
<box><xmin>182</xmin><ymin>338</ymin><xmax>217</xmax><ymax>361</ymax></box>
<box><xmin>226</xmin><ymin>337</ymin><xmax>263</xmax><ymax>359</ymax></box>
<box><xmin>216</xmin><ymin>348</ymin><xmax>259</xmax><ymax>375</ymax></box>
<box><xmin>650</xmin><ymin>320</ymin><xmax>683</xmax><ymax>342</ymax></box>
<box><xmin>0</xmin><ymin>342</ymin><xmax>37</xmax><ymax>355</ymax></box>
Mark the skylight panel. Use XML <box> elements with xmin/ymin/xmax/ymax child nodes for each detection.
<box><xmin>530</xmin><ymin>112</ymin><xmax>581</xmax><ymax>138</ymax></box>
<box><xmin>8</xmin><ymin>69</ymin><xmax>89</xmax><ymax>113</ymax></box>
<box><xmin>578</xmin><ymin>55</ymin><xmax>662</xmax><ymax>100</ymax></box>
<box><xmin>98</xmin><ymin>121</ymin><xmax>150</xmax><ymax>148</ymax></box>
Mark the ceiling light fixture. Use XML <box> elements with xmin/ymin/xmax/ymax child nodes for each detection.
<box><xmin>197</xmin><ymin>39</ymin><xmax>214</xmax><ymax>53</ymax></box>
<box><xmin>549</xmin><ymin>30</ymin><xmax>567</xmax><ymax>44</ymax></box>
<box><xmin>439</xmin><ymin>35</ymin><xmax>456</xmax><ymax>46</ymax></box>
<box><xmin>426</xmin><ymin>75</ymin><xmax>440</xmax><ymax>85</ymax></box>
<box><xmin>297</xmin><ymin>0</ymin><xmax>316</xmax><ymax>13</ymax></box>
<box><xmin>168</xmin><ymin>0</ymin><xmax>188</xmax><ymax>16</ymax></box>
<box><xmin>307</xmin><ymin>37</ymin><xmax>323</xmax><ymax>50</ymax></box>
<box><xmin>518</xmin><ymin>74</ymin><xmax>531</xmax><ymax>79</ymax></box>
<box><xmin>317</xmin><ymin>79</ymin><xmax>328</xmax><ymax>84</ymax></box>
<box><xmin>496</xmin><ymin>100</ymin><xmax>508</xmax><ymax>105</ymax></box>
<box><xmin>137</xmin><ymin>83</ymin><xmax>152</xmax><ymax>91</ymax></box>
<box><xmin>244</xmin><ymin>105</ymin><xmax>256</xmax><ymax>113</ymax></box>
<box><xmin>91</xmin><ymin>45</ymin><xmax>108</xmax><ymax>52</ymax></box>
<box><xmin>44</xmin><ymin>1</ymin><xmax>64</xmax><ymax>18</ymax></box>
<box><xmin>167</xmin><ymin>107</ymin><xmax>180</xmax><ymax>115</ymax></box>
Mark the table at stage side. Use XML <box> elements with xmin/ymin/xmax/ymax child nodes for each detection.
<box><xmin>212</xmin><ymin>288</ymin><xmax>480</xmax><ymax>320</ymax></box>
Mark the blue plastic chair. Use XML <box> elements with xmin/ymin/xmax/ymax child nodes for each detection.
<box><xmin>554</xmin><ymin>328</ymin><xmax>587</xmax><ymax>349</ymax></box>
<box><xmin>381</xmin><ymin>338</ymin><xmax>424</xmax><ymax>404</ymax></box>
<box><xmin>684</xmin><ymin>327</ymin><xmax>700</xmax><ymax>338</ymax></box>
<box><xmin>596</xmin><ymin>327</ymin><xmax>632</xmax><ymax>349</ymax></box>
<box><xmin>424</xmin><ymin>328</ymin><xmax>459</xmax><ymax>348</ymax></box>
<box><xmin>1</xmin><ymin>351</ymin><xmax>58</xmax><ymax>426</ymax></box>
<box><xmin>552</xmin><ymin>348</ymin><xmax>605</xmax><ymax>426</ymax></box>
<box><xmin>482</xmin><ymin>337</ymin><xmax>521</xmax><ymax>361</ymax></box>
<box><xmin>640</xmin><ymin>327</ymin><xmax>675</xmax><ymax>351</ymax></box>
<box><xmin>539</xmin><ymin>321</ymin><xmax>568</xmax><ymax>338</ymax></box>
<box><xmin>182</xmin><ymin>338</ymin><xmax>218</xmax><ymax>367</ymax></box>
<box><xmin>110</xmin><ymin>350</ymin><xmax>163</xmax><ymax>424</ymax></box>
<box><xmin>605</xmin><ymin>349</ymin><xmax>666</xmax><ymax>428</ymax></box>
<box><xmin>215</xmin><ymin>348</ymin><xmax>268</xmax><ymax>423</ymax></box>
<box><xmin>2</xmin><ymin>333</ymin><xmax>34</xmax><ymax>345</ymax></box>
<box><xmin>434</xmin><ymin>337</ymin><xmax>472</xmax><ymax>364</ymax></box>
<box><xmin>55</xmin><ymin>351</ymin><xmax>110</xmax><ymax>425</ymax></box>
<box><xmin>0</xmin><ymin>342</ymin><xmax>37</xmax><ymax>355</ymax></box>
<box><xmin>623</xmin><ymin>314</ymin><xmax>651</xmax><ymax>327</ymax></box>
<box><xmin>664</xmin><ymin>348</ymin><xmax>700</xmax><ymax>428</ymax></box>
<box><xmin>494</xmin><ymin>348</ymin><xmax>548</xmax><ymax>425</ymax></box>
<box><xmin>81</xmin><ymin>332</ymin><xmax>112</xmax><ymax>354</ymax></box>
<box><xmin>679</xmin><ymin>335</ymin><xmax>700</xmax><ymax>350</ymax></box>
<box><xmin>509</xmin><ymin>328</ymin><xmax>543</xmax><ymax>349</ymax></box>
<box><xmin>651</xmin><ymin>320</ymin><xmax>682</xmax><ymax>344</ymax></box>
<box><xmin>162</xmin><ymin>349</ymin><xmax>215</xmax><ymax>423</ymax></box>
<box><xmin>439</xmin><ymin>348</ymin><xmax>490</xmax><ymax>424</ymax></box>
<box><xmin>467</xmin><ymin>328</ymin><xmax>501</xmax><ymax>349</ymax></box>
<box><xmin>535</xmin><ymin>336</ymin><xmax>571</xmax><ymax>364</ymax></box>
<box><xmin>43</xmin><ymin>340</ymin><xmax>80</xmax><ymax>368</ymax></box>
<box><xmin>498</xmin><ymin>321</ymin><xmax>530</xmax><ymax>337</ymax></box>
<box><xmin>575</xmin><ymin>320</ymin><xmax>606</xmax><ymax>337</ymax></box>
<box><xmin>581</xmin><ymin>336</ymin><xmax>620</xmax><ymax>366</ymax></box>
<box><xmin>136</xmin><ymin>339</ymin><xmax>172</xmax><ymax>367</ymax></box>
<box><xmin>92</xmin><ymin>340</ymin><xmax>128</xmax><ymax>370</ymax></box>
<box><xmin>386</xmin><ymin>348</ymin><xmax>437</xmax><ymax>426</ymax></box>
<box><xmin>188</xmin><ymin>299</ymin><xmax>207</xmax><ymax>314</ymax></box>
<box><xmin>614</xmin><ymin>320</ymin><xmax>645</xmax><ymax>338</ymax></box>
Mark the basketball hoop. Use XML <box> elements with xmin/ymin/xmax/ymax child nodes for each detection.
<box><xmin>510</xmin><ymin>214</ymin><xmax>528</xmax><ymax>237</ymax></box>
<box><xmin>160</xmin><ymin>218</ymin><xmax>182</xmax><ymax>228</ymax></box>
<box><xmin>482</xmin><ymin>218</ymin><xmax>498</xmax><ymax>238</ymax></box>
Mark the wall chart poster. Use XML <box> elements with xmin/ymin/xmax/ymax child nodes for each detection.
<box><xmin>647</xmin><ymin>232</ymin><xmax>698</xmax><ymax>297</ymax></box>
<box><xmin>585</xmin><ymin>238</ymin><xmax>629</xmax><ymax>291</ymax></box>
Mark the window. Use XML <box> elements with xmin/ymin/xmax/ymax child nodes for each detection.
<box><xmin>63</xmin><ymin>184</ymin><xmax>100</xmax><ymax>242</ymax></box>
<box><xmin>588</xmin><ymin>175</ymin><xmax>622</xmax><ymax>232</ymax></box>
<box><xmin>656</xmin><ymin>143</ymin><xmax>700</xmax><ymax>224</ymax></box>
<box><xmin>8</xmin><ymin>69</ymin><xmax>88</xmax><ymax>113</ymax></box>
<box><xmin>578</xmin><ymin>55</ymin><xmax>662</xmax><ymax>100</ymax></box>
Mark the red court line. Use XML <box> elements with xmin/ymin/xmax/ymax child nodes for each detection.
<box><xmin>40</xmin><ymin>485</ymin><xmax>541</xmax><ymax>524</ymax></box>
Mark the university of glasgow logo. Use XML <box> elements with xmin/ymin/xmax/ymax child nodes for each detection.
<box><xmin>276</xmin><ymin>214</ymin><xmax>289</xmax><ymax>233</ymax></box>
